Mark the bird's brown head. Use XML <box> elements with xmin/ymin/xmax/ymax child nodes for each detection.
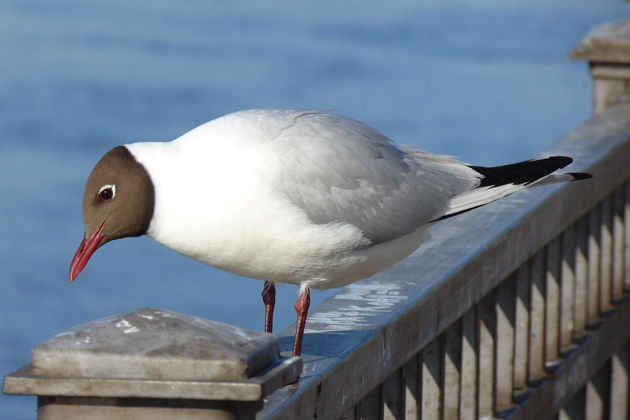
<box><xmin>70</xmin><ymin>146</ymin><xmax>155</xmax><ymax>281</ymax></box>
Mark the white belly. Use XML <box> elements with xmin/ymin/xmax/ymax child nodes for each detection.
<box><xmin>148</xmin><ymin>211</ymin><xmax>428</xmax><ymax>289</ymax></box>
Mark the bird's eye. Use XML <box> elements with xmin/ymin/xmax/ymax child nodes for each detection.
<box><xmin>98</xmin><ymin>184</ymin><xmax>116</xmax><ymax>201</ymax></box>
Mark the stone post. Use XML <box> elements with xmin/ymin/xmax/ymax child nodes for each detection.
<box><xmin>571</xmin><ymin>19</ymin><xmax>630</xmax><ymax>115</ymax></box>
<box><xmin>3</xmin><ymin>307</ymin><xmax>301</xmax><ymax>420</ymax></box>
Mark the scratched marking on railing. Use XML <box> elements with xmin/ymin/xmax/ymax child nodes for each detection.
<box><xmin>306</xmin><ymin>282</ymin><xmax>408</xmax><ymax>331</ymax></box>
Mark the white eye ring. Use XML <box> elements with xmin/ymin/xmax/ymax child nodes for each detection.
<box><xmin>98</xmin><ymin>184</ymin><xmax>116</xmax><ymax>200</ymax></box>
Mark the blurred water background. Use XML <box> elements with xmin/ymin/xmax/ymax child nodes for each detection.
<box><xmin>1</xmin><ymin>1</ymin><xmax>627</xmax><ymax>417</ymax></box>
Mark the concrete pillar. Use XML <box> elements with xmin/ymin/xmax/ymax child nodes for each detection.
<box><xmin>3</xmin><ymin>307</ymin><xmax>301</xmax><ymax>419</ymax></box>
<box><xmin>571</xmin><ymin>19</ymin><xmax>630</xmax><ymax>115</ymax></box>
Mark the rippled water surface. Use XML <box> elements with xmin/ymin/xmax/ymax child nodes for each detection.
<box><xmin>1</xmin><ymin>1</ymin><xmax>627</xmax><ymax>417</ymax></box>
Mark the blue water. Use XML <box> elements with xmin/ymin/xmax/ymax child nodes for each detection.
<box><xmin>1</xmin><ymin>1</ymin><xmax>627</xmax><ymax>417</ymax></box>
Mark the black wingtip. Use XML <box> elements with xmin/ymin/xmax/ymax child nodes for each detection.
<box><xmin>549</xmin><ymin>155</ymin><xmax>573</xmax><ymax>168</ymax></box>
<box><xmin>569</xmin><ymin>172</ymin><xmax>593</xmax><ymax>181</ymax></box>
<box><xmin>470</xmin><ymin>156</ymin><xmax>578</xmax><ymax>188</ymax></box>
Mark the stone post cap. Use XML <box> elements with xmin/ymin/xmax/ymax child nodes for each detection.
<box><xmin>31</xmin><ymin>307</ymin><xmax>279</xmax><ymax>381</ymax></box>
<box><xmin>4</xmin><ymin>308</ymin><xmax>302</xmax><ymax>401</ymax></box>
<box><xmin>571</xmin><ymin>19</ymin><xmax>630</xmax><ymax>63</ymax></box>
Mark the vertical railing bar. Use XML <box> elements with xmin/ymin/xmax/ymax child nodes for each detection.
<box><xmin>612</xmin><ymin>187</ymin><xmax>625</xmax><ymax>301</ymax></box>
<box><xmin>357</xmin><ymin>385</ymin><xmax>383</xmax><ymax>420</ymax></box>
<box><xmin>478</xmin><ymin>292</ymin><xmax>495</xmax><ymax>418</ymax></box>
<box><xmin>561</xmin><ymin>227</ymin><xmax>576</xmax><ymax>351</ymax></box>
<box><xmin>495</xmin><ymin>276</ymin><xmax>515</xmax><ymax>412</ymax></box>
<box><xmin>383</xmin><ymin>368</ymin><xmax>404</xmax><ymax>420</ymax></box>
<box><xmin>442</xmin><ymin>320</ymin><xmax>462</xmax><ymax>420</ymax></box>
<box><xmin>403</xmin><ymin>354</ymin><xmax>420</xmax><ymax>420</ymax></box>
<box><xmin>460</xmin><ymin>307</ymin><xmax>478</xmax><ymax>420</ymax></box>
<box><xmin>625</xmin><ymin>181</ymin><xmax>630</xmax><ymax>291</ymax></box>
<box><xmin>558</xmin><ymin>387</ymin><xmax>586</xmax><ymax>420</ymax></box>
<box><xmin>574</xmin><ymin>216</ymin><xmax>589</xmax><ymax>338</ymax></box>
<box><xmin>545</xmin><ymin>238</ymin><xmax>561</xmax><ymax>365</ymax></box>
<box><xmin>421</xmin><ymin>338</ymin><xmax>441</xmax><ymax>419</ymax></box>
<box><xmin>529</xmin><ymin>250</ymin><xmax>547</xmax><ymax>382</ymax></box>
<box><xmin>585</xmin><ymin>361</ymin><xmax>612</xmax><ymax>420</ymax></box>
<box><xmin>513</xmin><ymin>263</ymin><xmax>531</xmax><ymax>393</ymax></box>
<box><xmin>600</xmin><ymin>197</ymin><xmax>614</xmax><ymax>312</ymax></box>
<box><xmin>588</xmin><ymin>205</ymin><xmax>601</xmax><ymax>325</ymax></box>
<box><xmin>610</xmin><ymin>343</ymin><xmax>630</xmax><ymax>420</ymax></box>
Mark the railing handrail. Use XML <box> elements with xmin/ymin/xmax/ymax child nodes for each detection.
<box><xmin>260</xmin><ymin>104</ymin><xmax>630</xmax><ymax>419</ymax></box>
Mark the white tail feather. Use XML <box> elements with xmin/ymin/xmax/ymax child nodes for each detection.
<box><xmin>439</xmin><ymin>172</ymin><xmax>586</xmax><ymax>220</ymax></box>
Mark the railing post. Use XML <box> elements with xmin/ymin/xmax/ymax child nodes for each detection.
<box><xmin>571</xmin><ymin>19</ymin><xmax>630</xmax><ymax>115</ymax></box>
<box><xmin>3</xmin><ymin>307</ymin><xmax>301</xmax><ymax>420</ymax></box>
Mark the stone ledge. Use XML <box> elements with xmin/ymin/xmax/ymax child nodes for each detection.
<box><xmin>4</xmin><ymin>356</ymin><xmax>302</xmax><ymax>401</ymax></box>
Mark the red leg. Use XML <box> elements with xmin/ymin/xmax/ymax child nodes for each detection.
<box><xmin>293</xmin><ymin>286</ymin><xmax>311</xmax><ymax>356</ymax></box>
<box><xmin>262</xmin><ymin>281</ymin><xmax>276</xmax><ymax>333</ymax></box>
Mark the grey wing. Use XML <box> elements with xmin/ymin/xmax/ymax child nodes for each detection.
<box><xmin>272</xmin><ymin>112</ymin><xmax>479</xmax><ymax>244</ymax></box>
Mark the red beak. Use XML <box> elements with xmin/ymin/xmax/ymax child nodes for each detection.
<box><xmin>69</xmin><ymin>223</ymin><xmax>105</xmax><ymax>282</ymax></box>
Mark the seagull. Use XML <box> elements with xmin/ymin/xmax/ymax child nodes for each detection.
<box><xmin>69</xmin><ymin>109</ymin><xmax>590</xmax><ymax>356</ymax></box>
